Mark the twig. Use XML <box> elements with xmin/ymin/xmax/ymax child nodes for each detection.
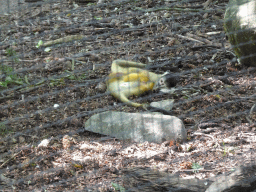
<box><xmin>186</xmin><ymin>33</ymin><xmax>213</xmax><ymax>45</ymax></box>
<box><xmin>0</xmin><ymin>151</ymin><xmax>21</xmax><ymax>169</ymax></box>
<box><xmin>176</xmin><ymin>34</ymin><xmax>204</xmax><ymax>44</ymax></box>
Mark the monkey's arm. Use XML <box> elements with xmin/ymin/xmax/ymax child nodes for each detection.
<box><xmin>112</xmin><ymin>60</ymin><xmax>161</xmax><ymax>83</ymax></box>
<box><xmin>111</xmin><ymin>60</ymin><xmax>147</xmax><ymax>73</ymax></box>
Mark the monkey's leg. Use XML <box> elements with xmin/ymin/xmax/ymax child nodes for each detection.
<box><xmin>111</xmin><ymin>81</ymin><xmax>154</xmax><ymax>108</ymax></box>
<box><xmin>123</xmin><ymin>81</ymin><xmax>155</xmax><ymax>107</ymax></box>
<box><xmin>112</xmin><ymin>92</ymin><xmax>143</xmax><ymax>107</ymax></box>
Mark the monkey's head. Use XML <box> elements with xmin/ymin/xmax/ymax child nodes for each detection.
<box><xmin>157</xmin><ymin>72</ymin><xmax>179</xmax><ymax>89</ymax></box>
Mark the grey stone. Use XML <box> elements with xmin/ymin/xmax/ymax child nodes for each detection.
<box><xmin>206</xmin><ymin>165</ymin><xmax>256</xmax><ymax>192</ymax></box>
<box><xmin>84</xmin><ymin>111</ymin><xmax>186</xmax><ymax>143</ymax></box>
<box><xmin>150</xmin><ymin>99</ymin><xmax>174</xmax><ymax>111</ymax></box>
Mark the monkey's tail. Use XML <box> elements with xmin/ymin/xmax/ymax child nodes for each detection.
<box><xmin>117</xmin><ymin>93</ymin><xmax>144</xmax><ymax>108</ymax></box>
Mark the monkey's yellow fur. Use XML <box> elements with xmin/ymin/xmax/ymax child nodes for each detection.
<box><xmin>107</xmin><ymin>60</ymin><xmax>171</xmax><ymax>108</ymax></box>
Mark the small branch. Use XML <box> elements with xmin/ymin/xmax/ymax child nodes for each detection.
<box><xmin>0</xmin><ymin>151</ymin><xmax>21</xmax><ymax>169</ymax></box>
<box><xmin>177</xmin><ymin>34</ymin><xmax>204</xmax><ymax>44</ymax></box>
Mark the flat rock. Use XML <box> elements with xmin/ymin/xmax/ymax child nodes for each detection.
<box><xmin>84</xmin><ymin>111</ymin><xmax>186</xmax><ymax>143</ymax></box>
<box><xmin>150</xmin><ymin>99</ymin><xmax>174</xmax><ymax>111</ymax></box>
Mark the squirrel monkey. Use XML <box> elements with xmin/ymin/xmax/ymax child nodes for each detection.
<box><xmin>107</xmin><ymin>60</ymin><xmax>178</xmax><ymax>108</ymax></box>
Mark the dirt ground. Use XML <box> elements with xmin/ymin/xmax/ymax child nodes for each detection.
<box><xmin>0</xmin><ymin>0</ymin><xmax>256</xmax><ymax>191</ymax></box>
<box><xmin>0</xmin><ymin>0</ymin><xmax>27</xmax><ymax>14</ymax></box>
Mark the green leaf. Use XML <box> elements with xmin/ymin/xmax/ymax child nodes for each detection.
<box><xmin>5</xmin><ymin>76</ymin><xmax>12</xmax><ymax>82</ymax></box>
<box><xmin>24</xmin><ymin>75</ymin><xmax>29</xmax><ymax>84</ymax></box>
<box><xmin>72</xmin><ymin>59</ymin><xmax>75</xmax><ymax>71</ymax></box>
<box><xmin>111</xmin><ymin>183</ymin><xmax>125</xmax><ymax>192</ymax></box>
<box><xmin>13</xmin><ymin>80</ymin><xmax>24</xmax><ymax>85</ymax></box>
<box><xmin>192</xmin><ymin>162</ymin><xmax>202</xmax><ymax>173</ymax></box>
<box><xmin>0</xmin><ymin>81</ymin><xmax>8</xmax><ymax>87</ymax></box>
<box><xmin>94</xmin><ymin>16</ymin><xmax>102</xmax><ymax>20</ymax></box>
<box><xmin>36</xmin><ymin>40</ymin><xmax>44</xmax><ymax>48</ymax></box>
<box><xmin>44</xmin><ymin>47</ymin><xmax>51</xmax><ymax>52</ymax></box>
<box><xmin>36</xmin><ymin>79</ymin><xmax>45</xmax><ymax>85</ymax></box>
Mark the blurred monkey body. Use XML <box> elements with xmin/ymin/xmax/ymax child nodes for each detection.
<box><xmin>107</xmin><ymin>60</ymin><xmax>178</xmax><ymax>108</ymax></box>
